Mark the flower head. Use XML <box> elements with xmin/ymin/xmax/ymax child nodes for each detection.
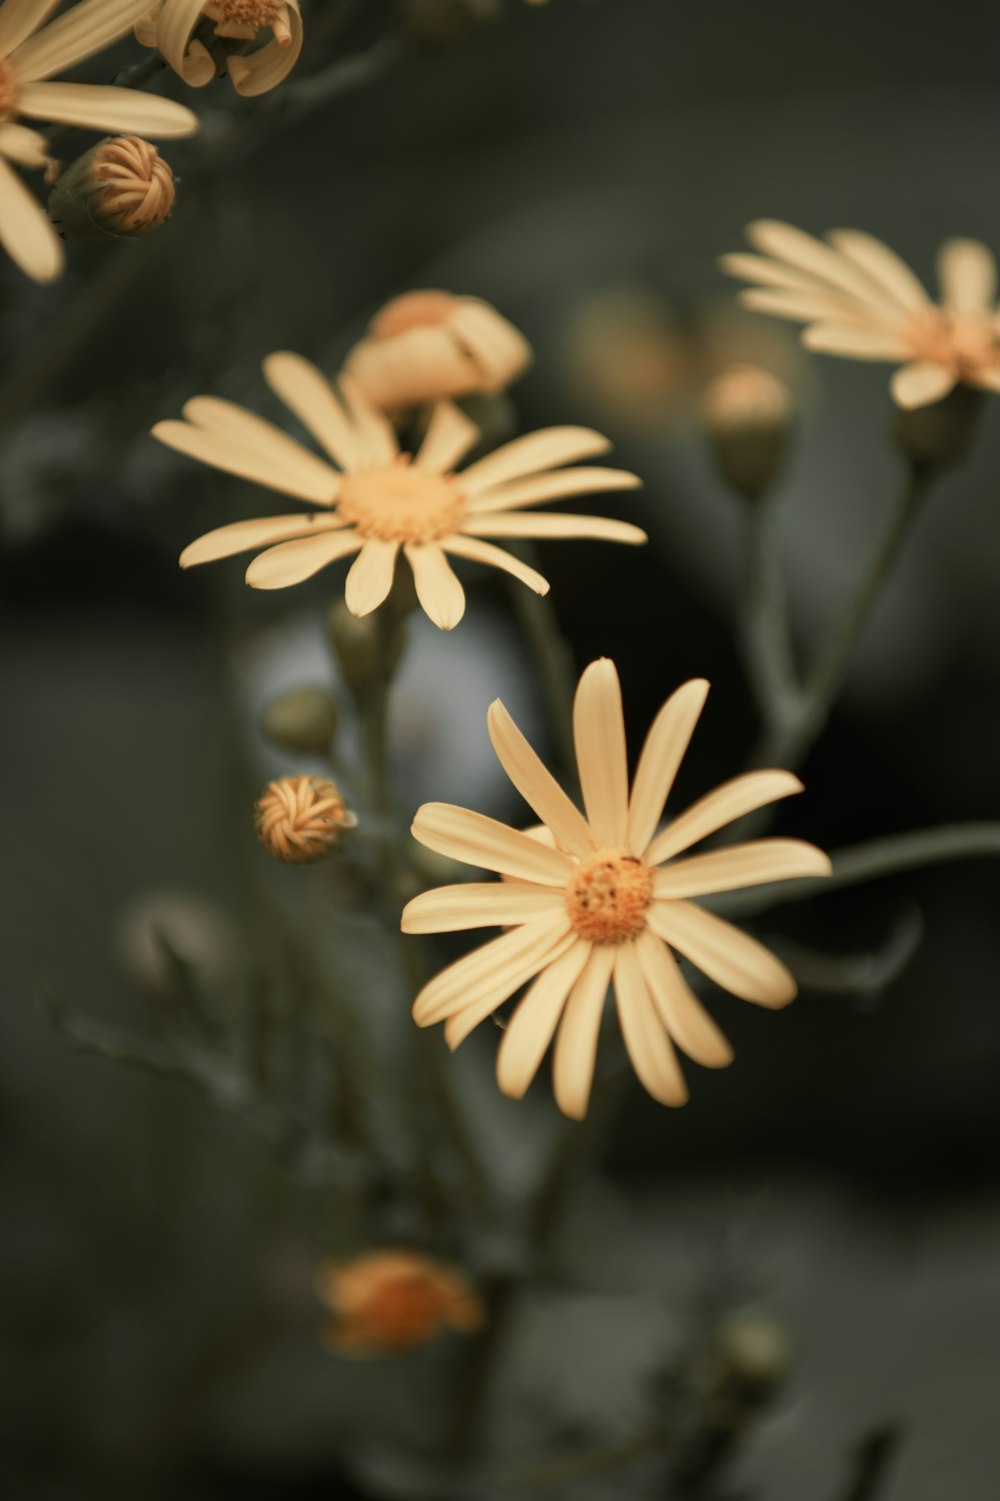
<box><xmin>722</xmin><ymin>220</ymin><xmax>1000</xmax><ymax>409</ymax></box>
<box><xmin>255</xmin><ymin>774</ymin><xmax>356</xmax><ymax>863</ymax></box>
<box><xmin>135</xmin><ymin>0</ymin><xmax>302</xmax><ymax>96</ymax></box>
<box><xmin>155</xmin><ymin>351</ymin><xmax>645</xmax><ymax>631</ymax></box>
<box><xmin>0</xmin><ymin>0</ymin><xmax>197</xmax><ymax>281</ymax></box>
<box><xmin>342</xmin><ymin>291</ymin><xmax>533</xmax><ymax>412</ymax></box>
<box><xmin>403</xmin><ymin>660</ymin><xmax>831</xmax><ymax>1119</ymax></box>
<box><xmin>316</xmin><ymin>1250</ymin><xmax>486</xmax><ymax>1357</ymax></box>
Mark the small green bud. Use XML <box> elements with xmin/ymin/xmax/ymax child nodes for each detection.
<box><xmin>326</xmin><ymin>601</ymin><xmax>408</xmax><ymax>700</ymax></box>
<box><xmin>893</xmin><ymin>383</ymin><xmax>983</xmax><ymax>474</ymax></box>
<box><xmin>260</xmin><ymin>686</ymin><xmax>339</xmax><ymax>755</ymax></box>
<box><xmin>48</xmin><ymin>135</ymin><xmax>176</xmax><ymax>244</ymax></box>
<box><xmin>701</xmin><ymin>365</ymin><xmax>794</xmax><ymax>501</ymax></box>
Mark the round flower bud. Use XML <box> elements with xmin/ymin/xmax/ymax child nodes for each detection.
<box><xmin>315</xmin><ymin>1250</ymin><xmax>486</xmax><ymax>1356</ymax></box>
<box><xmin>700</xmin><ymin>365</ymin><xmax>794</xmax><ymax>500</ymax></box>
<box><xmin>341</xmin><ymin>290</ymin><xmax>532</xmax><ymax>413</ymax></box>
<box><xmin>399</xmin><ymin>0</ymin><xmax>500</xmax><ymax>48</ymax></box>
<box><xmin>259</xmin><ymin>686</ymin><xmax>339</xmax><ymax>756</ymax></box>
<box><xmin>326</xmin><ymin>601</ymin><xmax>407</xmax><ymax>701</ymax></box>
<box><xmin>255</xmin><ymin>775</ymin><xmax>356</xmax><ymax>863</ymax></box>
<box><xmin>692</xmin><ymin>1312</ymin><xmax>792</xmax><ymax>1428</ymax></box>
<box><xmin>47</xmin><ymin>136</ymin><xmax>176</xmax><ymax>243</ymax></box>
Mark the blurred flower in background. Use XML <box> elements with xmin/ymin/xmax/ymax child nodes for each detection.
<box><xmin>316</xmin><ymin>1250</ymin><xmax>486</xmax><ymax>1357</ymax></box>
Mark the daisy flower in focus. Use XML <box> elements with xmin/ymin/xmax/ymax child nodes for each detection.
<box><xmin>155</xmin><ymin>351</ymin><xmax>645</xmax><ymax>630</ymax></box>
<box><xmin>722</xmin><ymin>219</ymin><xmax>1000</xmax><ymax>409</ymax></box>
<box><xmin>316</xmin><ymin>1250</ymin><xmax>485</xmax><ymax>1357</ymax></box>
<box><xmin>403</xmin><ymin>660</ymin><xmax>831</xmax><ymax>1118</ymax></box>
<box><xmin>0</xmin><ymin>0</ymin><xmax>198</xmax><ymax>282</ymax></box>
<box><xmin>135</xmin><ymin>0</ymin><xmax>302</xmax><ymax>97</ymax></box>
<box><xmin>342</xmin><ymin>291</ymin><xmax>533</xmax><ymax>414</ymax></box>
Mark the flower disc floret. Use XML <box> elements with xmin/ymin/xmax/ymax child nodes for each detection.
<box><xmin>336</xmin><ymin>458</ymin><xmax>466</xmax><ymax>544</ymax></box>
<box><xmin>566</xmin><ymin>849</ymin><xmax>652</xmax><ymax>944</ymax></box>
<box><xmin>204</xmin><ymin>0</ymin><xmax>292</xmax><ymax>41</ymax></box>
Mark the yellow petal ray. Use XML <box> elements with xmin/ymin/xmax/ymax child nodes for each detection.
<box><xmin>465</xmin><ymin>513</ymin><xmax>647</xmax><ymax>545</ymax></box>
<box><xmin>937</xmin><ymin>238</ymin><xmax>998</xmax><ymax>314</ymax></box>
<box><xmin>411</xmin><ymin>912</ymin><xmax>572</xmax><ymax>1027</ymax></box>
<box><xmin>614</xmin><ymin>943</ymin><xmax>688</xmax><ymax>1107</ymax></box>
<box><xmin>226</xmin><ymin>0</ymin><xmax>302</xmax><ymax>96</ymax></box>
<box><xmin>890</xmin><ymin>360</ymin><xmax>956</xmax><ymax>410</ymax></box>
<box><xmin>344</xmin><ymin>539</ymin><xmax>399</xmax><ymax>617</ymax></box>
<box><xmin>410</xmin><ymin>802</ymin><xmax>574</xmax><ymax>885</ymax></box>
<box><xmin>10</xmin><ymin>0</ymin><xmax>158</xmax><ymax>82</ymax></box>
<box><xmin>648</xmin><ymin>901</ymin><xmax>797</xmax><ymax>1009</ymax></box>
<box><xmin>633</xmin><ymin>930</ymin><xmax>734</xmax><ymax>1067</ymax></box>
<box><xmin>496</xmin><ymin>941</ymin><xmax>592</xmax><ymax>1100</ymax></box>
<box><xmin>826</xmin><ymin>230</ymin><xmax>932</xmax><ymax>313</ymax></box>
<box><xmin>0</xmin><ymin>121</ymin><xmax>51</xmax><ymax>168</ymax></box>
<box><xmin>0</xmin><ymin>0</ymin><xmax>62</xmax><ymax>57</ymax></box>
<box><xmin>262</xmin><ymin>351</ymin><xmax>360</xmax><ymax>471</ymax></box>
<box><xmin>802</xmin><ymin>323</ymin><xmax>911</xmax><ymax>360</ymax></box>
<box><xmin>404</xmin><ymin>543</ymin><xmax>466</xmax><ymax>630</ymax></box>
<box><xmin>337</xmin><ymin>373</ymin><xmax>398</xmax><ymax>468</ymax></box>
<box><xmin>573</xmin><ymin>658</ymin><xmax>629</xmax><ymax>847</ymax></box>
<box><xmin>443</xmin><ymin>929</ymin><xmax>577</xmax><ymax>1050</ymax></box>
<box><xmin>0</xmin><ymin>153</ymin><xmax>63</xmax><ymax>283</ymax></box>
<box><xmin>652</xmin><ymin>839</ymin><xmax>832</xmax><ymax>899</ymax></box>
<box><xmin>552</xmin><ymin>943</ymin><xmax>615</xmax><ymax>1120</ymax></box>
<box><xmin>720</xmin><ymin>250</ymin><xmax>835</xmax><ymax>295</ymax></box>
<box><xmin>459</xmin><ymin>428</ymin><xmax>611</xmax><ymax>496</ymax></box>
<box><xmin>627</xmin><ymin>678</ymin><xmax>709</xmax><ymax>856</ymax></box>
<box><xmin>739</xmin><ymin>286</ymin><xmax>871</xmax><ymax>325</ymax></box>
<box><xmin>180</xmin><ymin>513</ymin><xmax>345</xmax><ymax>569</ymax></box>
<box><xmin>244</xmin><ymin>529</ymin><xmax>362</xmax><ymax>590</ymax></box>
<box><xmin>153</xmin><ymin>0</ymin><xmax>207</xmax><ymax>81</ymax></box>
<box><xmin>401</xmin><ymin>881</ymin><xmax>564</xmax><ymax>934</ymax></box>
<box><xmin>415</xmin><ymin>400</ymin><xmax>480</xmax><ymax>473</ymax></box>
<box><xmin>645</xmin><ymin>769</ymin><xmax>803</xmax><ymax>866</ymax></box>
<box><xmin>487</xmin><ymin>699</ymin><xmax>596</xmax><ymax>858</ymax></box>
<box><xmin>151</xmin><ymin>419</ymin><xmax>337</xmax><ymax>504</ymax></box>
<box><xmin>442</xmin><ymin>534</ymin><xmax>550</xmax><ymax>595</ymax></box>
<box><xmin>182</xmin><ymin>396</ymin><xmax>341</xmax><ymax>498</ymax></box>
<box><xmin>17</xmin><ymin>81</ymin><xmax>198</xmax><ymax>137</ymax></box>
<box><xmin>464</xmin><ymin>467</ymin><xmax>641</xmax><ymax>515</ymax></box>
<box><xmin>746</xmin><ymin>219</ymin><xmax>895</xmax><ymax>306</ymax></box>
<box><xmin>444</xmin><ymin>298</ymin><xmax>533</xmax><ymax>388</ymax></box>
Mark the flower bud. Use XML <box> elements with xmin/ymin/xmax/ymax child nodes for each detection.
<box><xmin>700</xmin><ymin>365</ymin><xmax>793</xmax><ymax>500</ymax></box>
<box><xmin>47</xmin><ymin>136</ymin><xmax>176</xmax><ymax>243</ymax></box>
<box><xmin>255</xmin><ymin>775</ymin><xmax>356</xmax><ymax>863</ymax></box>
<box><xmin>692</xmin><ymin>1312</ymin><xmax>792</xmax><ymax>1427</ymax></box>
<box><xmin>893</xmin><ymin>383</ymin><xmax>983</xmax><ymax>474</ymax></box>
<box><xmin>259</xmin><ymin>686</ymin><xmax>339</xmax><ymax>756</ymax></box>
<box><xmin>326</xmin><ymin>601</ymin><xmax>407</xmax><ymax>700</ymax></box>
<box><xmin>315</xmin><ymin>1250</ymin><xmax>486</xmax><ymax>1356</ymax></box>
<box><xmin>399</xmin><ymin>0</ymin><xmax>500</xmax><ymax>48</ymax></box>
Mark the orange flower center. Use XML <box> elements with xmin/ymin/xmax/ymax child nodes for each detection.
<box><xmin>355</xmin><ymin>1276</ymin><xmax>449</xmax><ymax>1346</ymax></box>
<box><xmin>566</xmin><ymin>849</ymin><xmax>653</xmax><ymax>944</ymax></box>
<box><xmin>204</xmin><ymin>0</ymin><xmax>291</xmax><ymax>42</ymax></box>
<box><xmin>0</xmin><ymin>55</ymin><xmax>18</xmax><ymax>123</ymax></box>
<box><xmin>336</xmin><ymin>456</ymin><xmax>466</xmax><ymax>544</ymax></box>
<box><xmin>908</xmin><ymin>308</ymin><xmax>1000</xmax><ymax>382</ymax></box>
<box><xmin>371</xmin><ymin>290</ymin><xmax>458</xmax><ymax>340</ymax></box>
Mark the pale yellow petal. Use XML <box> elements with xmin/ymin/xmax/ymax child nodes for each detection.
<box><xmin>227</xmin><ymin>0</ymin><xmax>302</xmax><ymax>96</ymax></box>
<box><xmin>645</xmin><ymin>769</ymin><xmax>803</xmax><ymax>866</ymax></box>
<box><xmin>614</xmin><ymin>943</ymin><xmax>688</xmax><ymax>1107</ymax></box>
<box><xmin>401</xmin><ymin>881</ymin><xmax>564</xmax><ymax>934</ymax></box>
<box><xmin>445</xmin><ymin>298</ymin><xmax>533</xmax><ymax>390</ymax></box>
<box><xmin>0</xmin><ymin>0</ymin><xmax>62</xmax><ymax>57</ymax></box>
<box><xmin>464</xmin><ymin>467</ymin><xmax>642</xmax><ymax>515</ymax></box>
<box><xmin>180</xmin><ymin>513</ymin><xmax>344</xmax><ymax>568</ymax></box>
<box><xmin>0</xmin><ymin>154</ymin><xmax>63</xmax><ymax>282</ymax></box>
<box><xmin>0</xmin><ymin>121</ymin><xmax>51</xmax><ymax>168</ymax></box>
<box><xmin>552</xmin><ymin>943</ymin><xmax>615</xmax><ymax>1120</ymax></box>
<box><xmin>802</xmin><ymin>323</ymin><xmax>911</xmax><ymax>360</ymax></box>
<box><xmin>649</xmin><ymin>901</ymin><xmax>797</xmax><ymax>1009</ymax></box>
<box><xmin>573</xmin><ymin>658</ymin><xmax>628</xmax><ymax>847</ymax></box>
<box><xmin>151</xmin><ymin>419</ymin><xmax>337</xmax><ymax>504</ymax></box>
<box><xmin>739</xmin><ymin>286</ymin><xmax>870</xmax><ymax>325</ymax></box>
<box><xmin>415</xmin><ymin>400</ymin><xmax>480</xmax><ymax>474</ymax></box>
<box><xmin>262</xmin><ymin>351</ymin><xmax>360</xmax><ymax>472</ymax></box>
<box><xmin>443</xmin><ymin>929</ymin><xmax>577</xmax><ymax>1050</ymax></box>
<box><xmin>487</xmin><ymin>699</ymin><xmax>595</xmax><ymax>858</ymax></box>
<box><xmin>244</xmin><ymin>529</ymin><xmax>362</xmax><ymax>590</ymax></box>
<box><xmin>464</xmin><ymin>513</ymin><xmax>647</xmax><ymax>545</ymax></box>
<box><xmin>720</xmin><ymin>250</ymin><xmax>833</xmax><ymax>295</ymax></box>
<box><xmin>17</xmin><ymin>81</ymin><xmax>198</xmax><ymax>137</ymax></box>
<box><xmin>652</xmin><ymin>839</ymin><xmax>832</xmax><ymax>899</ymax></box>
<box><xmin>337</xmin><ymin>373</ymin><xmax>398</xmax><ymax>468</ymax></box>
<box><xmin>890</xmin><ymin>360</ymin><xmax>956</xmax><ymax>410</ymax></box>
<box><xmin>826</xmin><ymin>230</ymin><xmax>932</xmax><ymax>313</ymax></box>
<box><xmin>154</xmin><ymin>0</ymin><xmax>211</xmax><ymax>82</ymax></box>
<box><xmin>442</xmin><ymin>534</ymin><xmax>550</xmax><ymax>595</ymax></box>
<box><xmin>937</xmin><ymin>237</ymin><xmax>997</xmax><ymax>314</ymax></box>
<box><xmin>344</xmin><ymin>539</ymin><xmax>399</xmax><ymax>616</ymax></box>
<box><xmin>410</xmin><ymin>802</ymin><xmax>574</xmax><ymax>885</ymax></box>
<box><xmin>342</xmin><ymin>323</ymin><xmax>478</xmax><ymax>410</ymax></box>
<box><xmin>404</xmin><ymin>543</ymin><xmax>465</xmax><ymax>630</ymax></box>
<box><xmin>182</xmin><ymin>395</ymin><xmax>341</xmax><ymax>499</ymax></box>
<box><xmin>459</xmin><ymin>428</ymin><xmax>611</xmax><ymax>496</ymax></box>
<box><xmin>746</xmin><ymin>219</ymin><xmax>895</xmax><ymax>306</ymax></box>
<box><xmin>633</xmin><ymin>930</ymin><xmax>733</xmax><ymax>1067</ymax></box>
<box><xmin>627</xmin><ymin>679</ymin><xmax>709</xmax><ymax>856</ymax></box>
<box><xmin>496</xmin><ymin>941</ymin><xmax>591</xmax><ymax>1100</ymax></box>
<box><xmin>411</xmin><ymin>912</ymin><xmax>571</xmax><ymax>1027</ymax></box>
<box><xmin>11</xmin><ymin>0</ymin><xmax>157</xmax><ymax>82</ymax></box>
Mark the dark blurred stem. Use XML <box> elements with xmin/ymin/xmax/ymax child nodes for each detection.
<box><xmin>836</xmin><ymin>1425</ymin><xmax>902</xmax><ymax>1501</ymax></box>
<box><xmin>739</xmin><ymin>492</ymin><xmax>801</xmax><ymax>735</ymax></box>
<box><xmin>505</xmin><ymin>542</ymin><xmax>577</xmax><ymax>776</ymax></box>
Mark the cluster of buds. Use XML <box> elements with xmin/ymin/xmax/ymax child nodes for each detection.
<box><xmin>47</xmin><ymin>137</ymin><xmax>176</xmax><ymax>243</ymax></box>
<box><xmin>255</xmin><ymin>775</ymin><xmax>356</xmax><ymax>864</ymax></box>
<box><xmin>315</xmin><ymin>1250</ymin><xmax>485</xmax><ymax>1356</ymax></box>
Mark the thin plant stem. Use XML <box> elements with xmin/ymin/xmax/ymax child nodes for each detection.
<box><xmin>504</xmin><ymin>541</ymin><xmax>577</xmax><ymax>776</ymax></box>
<box><xmin>739</xmin><ymin>492</ymin><xmax>801</xmax><ymax>734</ymax></box>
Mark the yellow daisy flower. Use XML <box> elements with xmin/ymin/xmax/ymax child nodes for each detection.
<box><xmin>135</xmin><ymin>0</ymin><xmax>302</xmax><ymax>97</ymax></box>
<box><xmin>155</xmin><ymin>351</ymin><xmax>646</xmax><ymax>630</ymax></box>
<box><xmin>0</xmin><ymin>0</ymin><xmax>198</xmax><ymax>282</ymax></box>
<box><xmin>722</xmin><ymin>219</ymin><xmax>1000</xmax><ymax>409</ymax></box>
<box><xmin>404</xmin><ymin>660</ymin><xmax>831</xmax><ymax>1118</ymax></box>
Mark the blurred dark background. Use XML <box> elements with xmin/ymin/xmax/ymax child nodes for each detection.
<box><xmin>2</xmin><ymin>1</ymin><xmax>1000</xmax><ymax>1497</ymax></box>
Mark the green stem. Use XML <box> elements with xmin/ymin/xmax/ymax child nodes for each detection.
<box><xmin>504</xmin><ymin>541</ymin><xmax>577</xmax><ymax>776</ymax></box>
<box><xmin>739</xmin><ymin>493</ymin><xmax>801</xmax><ymax>734</ymax></box>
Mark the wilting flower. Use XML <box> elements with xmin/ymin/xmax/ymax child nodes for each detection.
<box><xmin>255</xmin><ymin>774</ymin><xmax>356</xmax><ymax>863</ymax></box>
<box><xmin>341</xmin><ymin>291</ymin><xmax>533</xmax><ymax>413</ymax></box>
<box><xmin>316</xmin><ymin>1250</ymin><xmax>486</xmax><ymax>1357</ymax></box>
<box><xmin>156</xmin><ymin>352</ymin><xmax>645</xmax><ymax>630</ymax></box>
<box><xmin>135</xmin><ymin>0</ymin><xmax>301</xmax><ymax>95</ymax></box>
<box><xmin>404</xmin><ymin>660</ymin><xmax>831</xmax><ymax>1118</ymax></box>
<box><xmin>47</xmin><ymin>134</ymin><xmax>176</xmax><ymax>240</ymax></box>
<box><xmin>0</xmin><ymin>0</ymin><xmax>197</xmax><ymax>281</ymax></box>
<box><xmin>722</xmin><ymin>220</ymin><xmax>1000</xmax><ymax>409</ymax></box>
